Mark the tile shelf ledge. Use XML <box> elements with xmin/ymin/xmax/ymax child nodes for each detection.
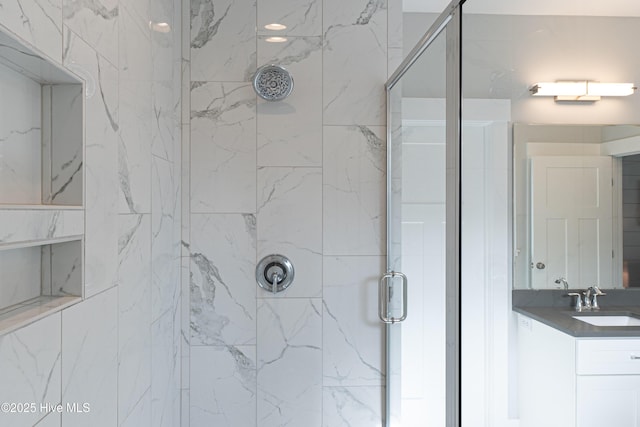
<box><xmin>0</xmin><ymin>204</ymin><xmax>83</xmax><ymax>210</ymax></box>
<box><xmin>0</xmin><ymin>295</ymin><xmax>81</xmax><ymax>337</ymax></box>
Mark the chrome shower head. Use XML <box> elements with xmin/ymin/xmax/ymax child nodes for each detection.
<box><xmin>252</xmin><ymin>64</ymin><xmax>294</xmax><ymax>101</ymax></box>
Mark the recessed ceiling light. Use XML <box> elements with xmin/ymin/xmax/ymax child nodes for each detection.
<box><xmin>265</xmin><ymin>36</ymin><xmax>288</xmax><ymax>43</ymax></box>
<box><xmin>264</xmin><ymin>23</ymin><xmax>287</xmax><ymax>31</ymax></box>
<box><xmin>149</xmin><ymin>21</ymin><xmax>171</xmax><ymax>33</ymax></box>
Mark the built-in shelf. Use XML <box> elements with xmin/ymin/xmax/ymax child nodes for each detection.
<box><xmin>0</xmin><ymin>26</ymin><xmax>85</xmax><ymax>335</ymax></box>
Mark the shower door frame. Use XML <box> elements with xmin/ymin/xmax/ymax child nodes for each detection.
<box><xmin>384</xmin><ymin>1</ymin><xmax>465</xmax><ymax>426</ymax></box>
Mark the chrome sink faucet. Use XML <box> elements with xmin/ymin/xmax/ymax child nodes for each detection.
<box><xmin>585</xmin><ymin>286</ymin><xmax>606</xmax><ymax>310</ymax></box>
<box><xmin>567</xmin><ymin>286</ymin><xmax>606</xmax><ymax>311</ymax></box>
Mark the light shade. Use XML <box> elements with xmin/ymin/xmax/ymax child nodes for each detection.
<box><xmin>530</xmin><ymin>81</ymin><xmax>636</xmax><ymax>102</ymax></box>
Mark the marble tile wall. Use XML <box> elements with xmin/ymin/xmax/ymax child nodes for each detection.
<box><xmin>0</xmin><ymin>1</ymin><xmax>181</xmax><ymax>427</ymax></box>
<box><xmin>186</xmin><ymin>0</ymin><xmax>398</xmax><ymax>425</ymax></box>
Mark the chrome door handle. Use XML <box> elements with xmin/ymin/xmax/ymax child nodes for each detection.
<box><xmin>379</xmin><ymin>271</ymin><xmax>408</xmax><ymax>324</ymax></box>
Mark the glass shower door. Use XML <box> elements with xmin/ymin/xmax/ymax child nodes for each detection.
<box><xmin>385</xmin><ymin>7</ymin><xmax>461</xmax><ymax>426</ymax></box>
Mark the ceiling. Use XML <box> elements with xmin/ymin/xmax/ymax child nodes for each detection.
<box><xmin>403</xmin><ymin>0</ymin><xmax>640</xmax><ymax>16</ymax></box>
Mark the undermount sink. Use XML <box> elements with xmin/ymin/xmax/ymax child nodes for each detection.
<box><xmin>573</xmin><ymin>315</ymin><xmax>640</xmax><ymax>327</ymax></box>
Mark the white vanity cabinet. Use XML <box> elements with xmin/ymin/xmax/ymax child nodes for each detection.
<box><xmin>518</xmin><ymin>314</ymin><xmax>640</xmax><ymax>427</ymax></box>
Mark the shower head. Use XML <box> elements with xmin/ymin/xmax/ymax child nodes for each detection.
<box><xmin>252</xmin><ymin>64</ymin><xmax>294</xmax><ymax>101</ymax></box>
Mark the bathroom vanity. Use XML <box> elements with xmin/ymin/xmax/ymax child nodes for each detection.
<box><xmin>516</xmin><ymin>306</ymin><xmax>640</xmax><ymax>427</ymax></box>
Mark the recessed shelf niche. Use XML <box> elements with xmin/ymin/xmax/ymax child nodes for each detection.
<box><xmin>0</xmin><ymin>29</ymin><xmax>83</xmax><ymax>206</ymax></box>
<box><xmin>0</xmin><ymin>238</ymin><xmax>83</xmax><ymax>335</ymax></box>
<box><xmin>0</xmin><ymin>27</ymin><xmax>85</xmax><ymax>335</ymax></box>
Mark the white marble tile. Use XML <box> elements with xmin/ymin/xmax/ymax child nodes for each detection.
<box><xmin>257</xmin><ymin>37</ymin><xmax>322</xmax><ymax>167</ymax></box>
<box><xmin>48</xmin><ymin>239</ymin><xmax>83</xmax><ymax>296</ymax></box>
<box><xmin>190</xmin><ymin>82</ymin><xmax>256</xmax><ymax>214</ymax></box>
<box><xmin>62</xmin><ymin>288</ymin><xmax>118</xmax><ymax>427</ymax></box>
<box><xmin>0</xmin><ymin>246</ymin><xmax>41</xmax><ymax>308</ymax></box>
<box><xmin>190</xmin><ymin>214</ymin><xmax>256</xmax><ymax>346</ymax></box>
<box><xmin>117</xmin><ymin>214</ymin><xmax>151</xmax><ymax>424</ymax></box>
<box><xmin>323</xmin><ymin>0</ymin><xmax>387</xmax><ymax>126</ymax></box>
<box><xmin>152</xmin><ymin>156</ymin><xmax>179</xmax><ymax>321</ymax></box>
<box><xmin>119</xmin><ymin>389</ymin><xmax>151</xmax><ymax>427</ymax></box>
<box><xmin>0</xmin><ymin>63</ymin><xmax>42</xmax><ymax>204</ymax></box>
<box><xmin>190</xmin><ymin>0</ymin><xmax>256</xmax><ymax>82</ymax></box>
<box><xmin>388</xmin><ymin>0</ymin><xmax>402</xmax><ymax>49</ymax></box>
<box><xmin>180</xmin><ymin>256</ymin><xmax>190</xmax><ymax>390</ymax></box>
<box><xmin>120</xmin><ymin>0</ymin><xmax>150</xmax><ymax>34</ymax></box>
<box><xmin>190</xmin><ymin>345</ymin><xmax>256</xmax><ymax>427</ymax></box>
<box><xmin>257</xmin><ymin>0</ymin><xmax>321</xmax><ymax>36</ymax></box>
<box><xmin>119</xmin><ymin>80</ymin><xmax>152</xmax><ymax>213</ymax></box>
<box><xmin>323</xmin><ymin>256</ymin><xmax>384</xmax><ymax>386</ymax></box>
<box><xmin>0</xmin><ymin>0</ymin><xmax>63</xmax><ymax>62</ymax></box>
<box><xmin>257</xmin><ymin>167</ymin><xmax>322</xmax><ymax>297</ymax></box>
<box><xmin>120</xmin><ymin>2</ymin><xmax>151</xmax><ymax>82</ymax></box>
<box><xmin>47</xmin><ymin>84</ymin><xmax>83</xmax><ymax>205</ymax></box>
<box><xmin>36</xmin><ymin>411</ymin><xmax>62</xmax><ymax>427</ymax></box>
<box><xmin>181</xmin><ymin>390</ymin><xmax>189</xmax><ymax>427</ymax></box>
<box><xmin>0</xmin><ymin>209</ymin><xmax>84</xmax><ymax>245</ymax></box>
<box><xmin>323</xmin><ymin>386</ymin><xmax>384</xmax><ymax>427</ymax></box>
<box><xmin>63</xmin><ymin>27</ymin><xmax>119</xmax><ymax>298</ymax></box>
<box><xmin>151</xmin><ymin>308</ymin><xmax>180</xmax><ymax>427</ymax></box>
<box><xmin>151</xmin><ymin>0</ymin><xmax>175</xmax><ymax>83</ymax></box>
<box><xmin>0</xmin><ymin>314</ymin><xmax>61</xmax><ymax>427</ymax></box>
<box><xmin>257</xmin><ymin>298</ymin><xmax>322</xmax><ymax>426</ymax></box>
<box><xmin>152</xmin><ymin>81</ymin><xmax>177</xmax><ymax>162</ymax></box>
<box><xmin>63</xmin><ymin>0</ymin><xmax>118</xmax><ymax>66</ymax></box>
<box><xmin>323</xmin><ymin>126</ymin><xmax>386</xmax><ymax>256</ymax></box>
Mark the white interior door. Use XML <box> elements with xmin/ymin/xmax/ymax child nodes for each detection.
<box><xmin>530</xmin><ymin>156</ymin><xmax>614</xmax><ymax>289</ymax></box>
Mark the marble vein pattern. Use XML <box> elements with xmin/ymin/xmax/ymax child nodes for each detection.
<box><xmin>152</xmin><ymin>155</ymin><xmax>180</xmax><ymax>321</ymax></box>
<box><xmin>62</xmin><ymin>0</ymin><xmax>118</xmax><ymax>66</ymax></box>
<box><xmin>48</xmin><ymin>84</ymin><xmax>83</xmax><ymax>205</ymax></box>
<box><xmin>323</xmin><ymin>386</ymin><xmax>383</xmax><ymax>427</ymax></box>
<box><xmin>257</xmin><ymin>0</ymin><xmax>321</xmax><ymax>36</ymax></box>
<box><xmin>323</xmin><ymin>0</ymin><xmax>387</xmax><ymax>126</ymax></box>
<box><xmin>62</xmin><ymin>288</ymin><xmax>118</xmax><ymax>427</ymax></box>
<box><xmin>0</xmin><ymin>314</ymin><xmax>61</xmax><ymax>427</ymax></box>
<box><xmin>0</xmin><ymin>63</ymin><xmax>42</xmax><ymax>204</ymax></box>
<box><xmin>0</xmin><ymin>210</ymin><xmax>83</xmax><ymax>245</ymax></box>
<box><xmin>151</xmin><ymin>308</ymin><xmax>181</xmax><ymax>427</ymax></box>
<box><xmin>190</xmin><ymin>0</ymin><xmax>256</xmax><ymax>82</ymax></box>
<box><xmin>119</xmin><ymin>79</ymin><xmax>152</xmax><ymax>213</ymax></box>
<box><xmin>257</xmin><ymin>298</ymin><xmax>322</xmax><ymax>426</ymax></box>
<box><xmin>190</xmin><ymin>82</ymin><xmax>256</xmax><ymax>213</ymax></box>
<box><xmin>190</xmin><ymin>345</ymin><xmax>256</xmax><ymax>426</ymax></box>
<box><xmin>323</xmin><ymin>256</ymin><xmax>384</xmax><ymax>386</ymax></box>
<box><xmin>119</xmin><ymin>3</ymin><xmax>151</xmax><ymax>82</ymax></box>
<box><xmin>119</xmin><ymin>390</ymin><xmax>150</xmax><ymax>427</ymax></box>
<box><xmin>63</xmin><ymin>28</ymin><xmax>119</xmax><ymax>297</ymax></box>
<box><xmin>323</xmin><ymin>125</ymin><xmax>386</xmax><ymax>255</ymax></box>
<box><xmin>190</xmin><ymin>214</ymin><xmax>257</xmax><ymax>346</ymax></box>
<box><xmin>257</xmin><ymin>37</ymin><xmax>322</xmax><ymax>167</ymax></box>
<box><xmin>117</xmin><ymin>214</ymin><xmax>151</xmax><ymax>425</ymax></box>
<box><xmin>0</xmin><ymin>0</ymin><xmax>63</xmax><ymax>62</ymax></box>
<box><xmin>257</xmin><ymin>167</ymin><xmax>322</xmax><ymax>297</ymax></box>
<box><xmin>49</xmin><ymin>239</ymin><xmax>83</xmax><ymax>297</ymax></box>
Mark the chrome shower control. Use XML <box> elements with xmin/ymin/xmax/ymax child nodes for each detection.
<box><xmin>256</xmin><ymin>254</ymin><xmax>294</xmax><ymax>294</ymax></box>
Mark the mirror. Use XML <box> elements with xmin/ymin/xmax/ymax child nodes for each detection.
<box><xmin>513</xmin><ymin>123</ymin><xmax>640</xmax><ymax>289</ymax></box>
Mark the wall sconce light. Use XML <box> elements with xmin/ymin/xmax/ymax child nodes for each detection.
<box><xmin>529</xmin><ymin>81</ymin><xmax>636</xmax><ymax>102</ymax></box>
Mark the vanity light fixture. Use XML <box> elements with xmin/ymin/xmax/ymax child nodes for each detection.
<box><xmin>264</xmin><ymin>23</ymin><xmax>287</xmax><ymax>31</ymax></box>
<box><xmin>529</xmin><ymin>81</ymin><xmax>636</xmax><ymax>102</ymax></box>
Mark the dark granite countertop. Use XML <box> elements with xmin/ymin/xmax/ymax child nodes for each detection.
<box><xmin>513</xmin><ymin>306</ymin><xmax>640</xmax><ymax>337</ymax></box>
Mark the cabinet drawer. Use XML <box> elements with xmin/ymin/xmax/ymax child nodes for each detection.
<box><xmin>577</xmin><ymin>339</ymin><xmax>640</xmax><ymax>375</ymax></box>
